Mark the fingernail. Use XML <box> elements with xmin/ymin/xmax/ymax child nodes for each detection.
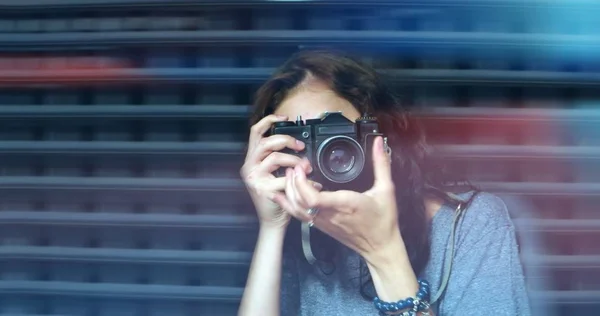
<box><xmin>296</xmin><ymin>140</ymin><xmax>305</xmax><ymax>148</ymax></box>
<box><xmin>312</xmin><ymin>182</ymin><xmax>323</xmax><ymax>190</ymax></box>
<box><xmin>276</xmin><ymin>114</ymin><xmax>287</xmax><ymax>119</ymax></box>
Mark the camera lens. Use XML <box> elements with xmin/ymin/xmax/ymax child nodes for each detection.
<box><xmin>317</xmin><ymin>136</ymin><xmax>365</xmax><ymax>183</ymax></box>
<box><xmin>325</xmin><ymin>146</ymin><xmax>355</xmax><ymax>174</ymax></box>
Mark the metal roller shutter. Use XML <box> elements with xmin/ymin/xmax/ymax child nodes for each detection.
<box><xmin>0</xmin><ymin>1</ymin><xmax>599</xmax><ymax>315</ymax></box>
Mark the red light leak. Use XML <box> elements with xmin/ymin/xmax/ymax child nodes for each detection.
<box><xmin>0</xmin><ymin>57</ymin><xmax>134</xmax><ymax>86</ymax></box>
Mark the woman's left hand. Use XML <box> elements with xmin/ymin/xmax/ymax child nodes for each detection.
<box><xmin>273</xmin><ymin>136</ymin><xmax>403</xmax><ymax>264</ymax></box>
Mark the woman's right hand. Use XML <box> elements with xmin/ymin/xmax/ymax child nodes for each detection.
<box><xmin>240</xmin><ymin>114</ymin><xmax>318</xmax><ymax>229</ymax></box>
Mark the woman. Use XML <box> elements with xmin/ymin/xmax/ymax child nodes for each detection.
<box><xmin>238</xmin><ymin>50</ymin><xmax>531</xmax><ymax>315</ymax></box>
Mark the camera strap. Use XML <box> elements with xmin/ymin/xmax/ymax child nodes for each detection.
<box><xmin>430</xmin><ymin>201</ymin><xmax>465</xmax><ymax>305</ymax></box>
<box><xmin>301</xmin><ymin>221</ymin><xmax>318</xmax><ymax>265</ymax></box>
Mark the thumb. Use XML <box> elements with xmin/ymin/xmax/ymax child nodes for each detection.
<box><xmin>372</xmin><ymin>136</ymin><xmax>393</xmax><ymax>189</ymax></box>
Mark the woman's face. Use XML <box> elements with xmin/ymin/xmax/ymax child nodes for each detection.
<box><xmin>273</xmin><ymin>79</ymin><xmax>361</xmax><ymax>123</ymax></box>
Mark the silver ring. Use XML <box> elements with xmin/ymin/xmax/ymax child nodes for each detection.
<box><xmin>307</xmin><ymin>208</ymin><xmax>319</xmax><ymax>227</ymax></box>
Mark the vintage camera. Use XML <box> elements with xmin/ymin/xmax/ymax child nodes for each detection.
<box><xmin>271</xmin><ymin>112</ymin><xmax>387</xmax><ymax>192</ymax></box>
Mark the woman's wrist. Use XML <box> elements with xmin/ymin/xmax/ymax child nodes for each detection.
<box><xmin>257</xmin><ymin>223</ymin><xmax>288</xmax><ymax>241</ymax></box>
<box><xmin>364</xmin><ymin>235</ymin><xmax>419</xmax><ymax>302</ymax></box>
<box><xmin>258</xmin><ymin>223</ymin><xmax>288</xmax><ymax>235</ymax></box>
<box><xmin>367</xmin><ymin>259</ymin><xmax>419</xmax><ymax>302</ymax></box>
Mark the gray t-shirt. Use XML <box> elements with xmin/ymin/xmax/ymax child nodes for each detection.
<box><xmin>280</xmin><ymin>192</ymin><xmax>534</xmax><ymax>316</ymax></box>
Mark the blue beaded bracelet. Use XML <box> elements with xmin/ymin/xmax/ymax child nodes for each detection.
<box><xmin>373</xmin><ymin>279</ymin><xmax>431</xmax><ymax>316</ymax></box>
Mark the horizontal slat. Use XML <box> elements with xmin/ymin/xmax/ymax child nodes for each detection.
<box><xmin>1</xmin><ymin>68</ymin><xmax>600</xmax><ymax>87</ymax></box>
<box><xmin>439</xmin><ymin>145</ymin><xmax>600</xmax><ymax>160</ymax></box>
<box><xmin>1</xmin><ymin>106</ymin><xmax>600</xmax><ymax>123</ymax></box>
<box><xmin>0</xmin><ymin>246</ymin><xmax>252</xmax><ymax>265</ymax></box>
<box><xmin>0</xmin><ymin>280</ymin><xmax>593</xmax><ymax>304</ymax></box>
<box><xmin>530</xmin><ymin>291</ymin><xmax>600</xmax><ymax>304</ymax></box>
<box><xmin>0</xmin><ymin>31</ymin><xmax>598</xmax><ymax>53</ymax></box>
<box><xmin>0</xmin><ymin>177</ymin><xmax>599</xmax><ymax>196</ymax></box>
<box><xmin>527</xmin><ymin>255</ymin><xmax>600</xmax><ymax>269</ymax></box>
<box><xmin>0</xmin><ymin>141</ymin><xmax>246</xmax><ymax>155</ymax></box>
<box><xmin>0</xmin><ymin>315</ymin><xmax>70</xmax><ymax>316</ymax></box>
<box><xmin>417</xmin><ymin>107</ymin><xmax>600</xmax><ymax>123</ymax></box>
<box><xmin>0</xmin><ymin>281</ymin><xmax>243</xmax><ymax>301</ymax></box>
<box><xmin>0</xmin><ymin>177</ymin><xmax>246</xmax><ymax>191</ymax></box>
<box><xmin>0</xmin><ymin>314</ymin><xmax>69</xmax><ymax>316</ymax></box>
<box><xmin>0</xmin><ymin>68</ymin><xmax>268</xmax><ymax>84</ymax></box>
<box><xmin>0</xmin><ymin>211</ymin><xmax>594</xmax><ymax>233</ymax></box>
<box><xmin>0</xmin><ymin>315</ymin><xmax>69</xmax><ymax>316</ymax></box>
<box><xmin>3</xmin><ymin>245</ymin><xmax>599</xmax><ymax>269</ymax></box>
<box><xmin>2</xmin><ymin>142</ymin><xmax>600</xmax><ymax>161</ymax></box>
<box><xmin>0</xmin><ymin>105</ymin><xmax>251</xmax><ymax>119</ymax></box>
<box><xmin>0</xmin><ymin>211</ymin><xmax>256</xmax><ymax>229</ymax></box>
<box><xmin>514</xmin><ymin>219</ymin><xmax>600</xmax><ymax>233</ymax></box>
<box><xmin>479</xmin><ymin>182</ymin><xmax>600</xmax><ymax>196</ymax></box>
<box><xmin>0</xmin><ymin>0</ymin><xmax>594</xmax><ymax>12</ymax></box>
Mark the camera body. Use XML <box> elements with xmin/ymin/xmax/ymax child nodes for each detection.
<box><xmin>271</xmin><ymin>112</ymin><xmax>385</xmax><ymax>192</ymax></box>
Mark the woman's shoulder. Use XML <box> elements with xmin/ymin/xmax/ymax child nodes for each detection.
<box><xmin>436</xmin><ymin>191</ymin><xmax>517</xmax><ymax>247</ymax></box>
<box><xmin>459</xmin><ymin>191</ymin><xmax>514</xmax><ymax>230</ymax></box>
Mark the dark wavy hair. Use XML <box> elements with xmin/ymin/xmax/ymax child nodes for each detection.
<box><xmin>249</xmin><ymin>50</ymin><xmax>474</xmax><ymax>300</ymax></box>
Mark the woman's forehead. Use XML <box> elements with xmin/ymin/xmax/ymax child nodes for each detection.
<box><xmin>273</xmin><ymin>87</ymin><xmax>360</xmax><ymax>121</ymax></box>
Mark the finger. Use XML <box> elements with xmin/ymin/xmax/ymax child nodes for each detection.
<box><xmin>280</xmin><ymin>168</ymin><xmax>313</xmax><ymax>222</ymax></box>
<box><xmin>248</xmin><ymin>114</ymin><xmax>288</xmax><ymax>149</ymax></box>
<box><xmin>272</xmin><ymin>192</ymin><xmax>314</xmax><ymax>223</ymax></box>
<box><xmin>258</xmin><ymin>152</ymin><xmax>305</xmax><ymax>174</ymax></box>
<box><xmin>245</xmin><ymin>177</ymin><xmax>286</xmax><ymax>200</ymax></box>
<box><xmin>299</xmin><ymin>157</ymin><xmax>313</xmax><ymax>174</ymax></box>
<box><xmin>257</xmin><ymin>177</ymin><xmax>287</xmax><ymax>194</ymax></box>
<box><xmin>286</xmin><ymin>167</ymin><xmax>307</xmax><ymax>210</ymax></box>
<box><xmin>310</xmin><ymin>181</ymin><xmax>323</xmax><ymax>191</ymax></box>
<box><xmin>291</xmin><ymin>166</ymin><xmax>309</xmax><ymax>210</ymax></box>
<box><xmin>292</xmin><ymin>165</ymin><xmax>311</xmax><ymax>209</ymax></box>
<box><xmin>247</xmin><ymin>135</ymin><xmax>305</xmax><ymax>164</ymax></box>
<box><xmin>293</xmin><ymin>165</ymin><xmax>355</xmax><ymax>213</ymax></box>
<box><xmin>290</xmin><ymin>164</ymin><xmax>324</xmax><ymax>208</ymax></box>
<box><xmin>372</xmin><ymin>136</ymin><xmax>393</xmax><ymax>189</ymax></box>
<box><xmin>248</xmin><ymin>176</ymin><xmax>320</xmax><ymax>201</ymax></box>
<box><xmin>271</xmin><ymin>192</ymin><xmax>295</xmax><ymax>216</ymax></box>
<box><xmin>285</xmin><ymin>168</ymin><xmax>298</xmax><ymax>209</ymax></box>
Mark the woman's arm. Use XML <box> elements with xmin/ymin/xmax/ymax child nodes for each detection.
<box><xmin>238</xmin><ymin>226</ymin><xmax>287</xmax><ymax>316</ymax></box>
<box><xmin>365</xmin><ymin>235</ymin><xmax>435</xmax><ymax>316</ymax></box>
<box><xmin>366</xmin><ymin>199</ymin><xmax>532</xmax><ymax>316</ymax></box>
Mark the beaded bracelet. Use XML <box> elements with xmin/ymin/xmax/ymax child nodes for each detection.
<box><xmin>373</xmin><ymin>279</ymin><xmax>431</xmax><ymax>316</ymax></box>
